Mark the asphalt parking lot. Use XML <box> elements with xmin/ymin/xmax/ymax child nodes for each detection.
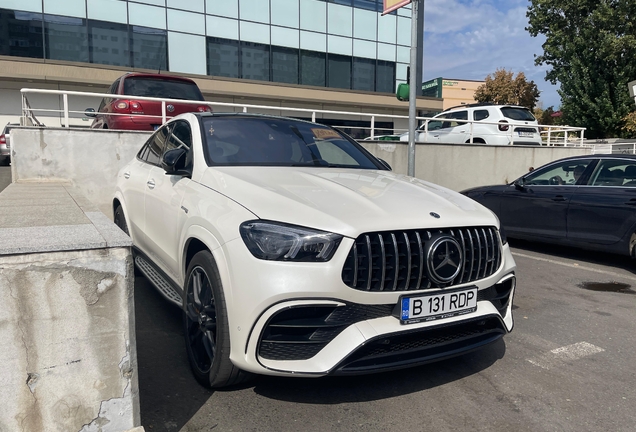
<box><xmin>1</xmin><ymin>166</ymin><xmax>631</xmax><ymax>432</ymax></box>
<box><xmin>135</xmin><ymin>239</ymin><xmax>636</xmax><ymax>432</ymax></box>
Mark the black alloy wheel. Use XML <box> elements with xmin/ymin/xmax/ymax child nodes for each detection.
<box><xmin>183</xmin><ymin>251</ymin><xmax>250</xmax><ymax>388</ymax></box>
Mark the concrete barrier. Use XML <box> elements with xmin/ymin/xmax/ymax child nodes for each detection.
<box><xmin>11</xmin><ymin>128</ymin><xmax>150</xmax><ymax>218</ymax></box>
<box><xmin>0</xmin><ymin>182</ymin><xmax>140</xmax><ymax>432</ymax></box>
<box><xmin>11</xmin><ymin>128</ymin><xmax>592</xmax><ymax>216</ymax></box>
<box><xmin>360</xmin><ymin>141</ymin><xmax>592</xmax><ymax>191</ymax></box>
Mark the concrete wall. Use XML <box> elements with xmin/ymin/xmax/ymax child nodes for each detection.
<box><xmin>0</xmin><ymin>183</ymin><xmax>139</xmax><ymax>432</ymax></box>
<box><xmin>360</xmin><ymin>141</ymin><xmax>593</xmax><ymax>191</ymax></box>
<box><xmin>11</xmin><ymin>128</ymin><xmax>151</xmax><ymax>217</ymax></box>
<box><xmin>11</xmin><ymin>128</ymin><xmax>593</xmax><ymax>216</ymax></box>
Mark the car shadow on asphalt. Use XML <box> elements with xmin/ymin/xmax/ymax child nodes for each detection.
<box><xmin>508</xmin><ymin>238</ymin><xmax>635</xmax><ymax>274</ymax></box>
<box><xmin>135</xmin><ymin>276</ymin><xmax>213</xmax><ymax>431</ymax></box>
<box><xmin>136</xmin><ymin>274</ymin><xmax>506</xmax><ymax>429</ymax></box>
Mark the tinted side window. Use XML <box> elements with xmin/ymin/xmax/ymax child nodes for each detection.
<box><xmin>142</xmin><ymin>126</ymin><xmax>171</xmax><ymax>166</ymax></box>
<box><xmin>165</xmin><ymin>120</ymin><xmax>193</xmax><ymax>169</ymax></box>
<box><xmin>448</xmin><ymin>111</ymin><xmax>468</xmax><ymax>121</ymax></box>
<box><xmin>165</xmin><ymin>121</ymin><xmax>192</xmax><ymax>152</ymax></box>
<box><xmin>589</xmin><ymin>159</ymin><xmax>636</xmax><ymax>187</ymax></box>
<box><xmin>524</xmin><ymin>159</ymin><xmax>593</xmax><ymax>186</ymax></box>
<box><xmin>474</xmin><ymin>110</ymin><xmax>490</xmax><ymax>121</ymax></box>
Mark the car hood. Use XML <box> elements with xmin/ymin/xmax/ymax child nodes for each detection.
<box><xmin>198</xmin><ymin>167</ymin><xmax>497</xmax><ymax>238</ymax></box>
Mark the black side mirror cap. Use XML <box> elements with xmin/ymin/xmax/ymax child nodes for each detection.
<box><xmin>84</xmin><ymin>108</ymin><xmax>97</xmax><ymax>118</ymax></box>
<box><xmin>514</xmin><ymin>178</ymin><xmax>525</xmax><ymax>190</ymax></box>
<box><xmin>161</xmin><ymin>148</ymin><xmax>190</xmax><ymax>177</ymax></box>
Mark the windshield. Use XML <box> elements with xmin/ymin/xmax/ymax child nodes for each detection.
<box><xmin>123</xmin><ymin>77</ymin><xmax>204</xmax><ymax>101</ymax></box>
<box><xmin>201</xmin><ymin>117</ymin><xmax>383</xmax><ymax>169</ymax></box>
<box><xmin>500</xmin><ymin>107</ymin><xmax>536</xmax><ymax>121</ymax></box>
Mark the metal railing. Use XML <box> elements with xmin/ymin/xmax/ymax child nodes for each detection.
<box><xmin>20</xmin><ymin>88</ymin><xmax>587</xmax><ymax>146</ymax></box>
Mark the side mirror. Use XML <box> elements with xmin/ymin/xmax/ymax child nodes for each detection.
<box><xmin>514</xmin><ymin>177</ymin><xmax>525</xmax><ymax>190</ymax></box>
<box><xmin>378</xmin><ymin>158</ymin><xmax>392</xmax><ymax>171</ymax></box>
<box><xmin>161</xmin><ymin>148</ymin><xmax>190</xmax><ymax>176</ymax></box>
<box><xmin>84</xmin><ymin>108</ymin><xmax>97</xmax><ymax>118</ymax></box>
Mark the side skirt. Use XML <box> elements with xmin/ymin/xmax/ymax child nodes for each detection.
<box><xmin>134</xmin><ymin>250</ymin><xmax>184</xmax><ymax>308</ymax></box>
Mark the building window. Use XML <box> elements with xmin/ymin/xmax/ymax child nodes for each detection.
<box><xmin>272</xmin><ymin>46</ymin><xmax>299</xmax><ymax>85</ymax></box>
<box><xmin>88</xmin><ymin>20</ymin><xmax>130</xmax><ymax>67</ymax></box>
<box><xmin>352</xmin><ymin>0</ymin><xmax>377</xmax><ymax>11</ymax></box>
<box><xmin>207</xmin><ymin>37</ymin><xmax>239</xmax><ymax>78</ymax></box>
<box><xmin>44</xmin><ymin>14</ymin><xmax>88</xmax><ymax>63</ymax></box>
<box><xmin>352</xmin><ymin>57</ymin><xmax>375</xmax><ymax>92</ymax></box>
<box><xmin>376</xmin><ymin>60</ymin><xmax>395</xmax><ymax>94</ymax></box>
<box><xmin>131</xmin><ymin>25</ymin><xmax>167</xmax><ymax>71</ymax></box>
<box><xmin>0</xmin><ymin>9</ymin><xmax>43</xmax><ymax>59</ymax></box>
<box><xmin>300</xmin><ymin>50</ymin><xmax>326</xmax><ymax>87</ymax></box>
<box><xmin>240</xmin><ymin>41</ymin><xmax>270</xmax><ymax>82</ymax></box>
<box><xmin>328</xmin><ymin>54</ymin><xmax>351</xmax><ymax>90</ymax></box>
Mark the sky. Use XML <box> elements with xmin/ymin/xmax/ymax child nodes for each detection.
<box><xmin>421</xmin><ymin>0</ymin><xmax>561</xmax><ymax>109</ymax></box>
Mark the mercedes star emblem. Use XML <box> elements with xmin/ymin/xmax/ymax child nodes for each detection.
<box><xmin>166</xmin><ymin>104</ymin><xmax>175</xmax><ymax>112</ymax></box>
<box><xmin>430</xmin><ymin>212</ymin><xmax>440</xmax><ymax>219</ymax></box>
<box><xmin>426</xmin><ymin>235</ymin><xmax>463</xmax><ymax>284</ymax></box>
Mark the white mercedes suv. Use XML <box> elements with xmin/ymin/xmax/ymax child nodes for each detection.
<box><xmin>400</xmin><ymin>104</ymin><xmax>542</xmax><ymax>145</ymax></box>
<box><xmin>114</xmin><ymin>112</ymin><xmax>517</xmax><ymax>388</ymax></box>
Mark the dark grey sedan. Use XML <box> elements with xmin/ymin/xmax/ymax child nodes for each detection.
<box><xmin>462</xmin><ymin>154</ymin><xmax>636</xmax><ymax>256</ymax></box>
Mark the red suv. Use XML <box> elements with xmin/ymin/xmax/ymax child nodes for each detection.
<box><xmin>86</xmin><ymin>73</ymin><xmax>211</xmax><ymax>131</ymax></box>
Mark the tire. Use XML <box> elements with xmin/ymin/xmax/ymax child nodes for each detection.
<box><xmin>114</xmin><ymin>205</ymin><xmax>130</xmax><ymax>236</ymax></box>
<box><xmin>183</xmin><ymin>251</ymin><xmax>250</xmax><ymax>388</ymax></box>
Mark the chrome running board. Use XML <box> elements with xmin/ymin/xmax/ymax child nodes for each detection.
<box><xmin>135</xmin><ymin>255</ymin><xmax>183</xmax><ymax>307</ymax></box>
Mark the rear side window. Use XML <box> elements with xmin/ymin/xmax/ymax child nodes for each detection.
<box><xmin>447</xmin><ymin>111</ymin><xmax>468</xmax><ymax>120</ymax></box>
<box><xmin>501</xmin><ymin>107</ymin><xmax>536</xmax><ymax>121</ymax></box>
<box><xmin>123</xmin><ymin>77</ymin><xmax>204</xmax><ymax>101</ymax></box>
<box><xmin>473</xmin><ymin>110</ymin><xmax>490</xmax><ymax>121</ymax></box>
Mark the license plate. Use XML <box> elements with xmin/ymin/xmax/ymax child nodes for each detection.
<box><xmin>400</xmin><ymin>287</ymin><xmax>477</xmax><ymax>324</ymax></box>
<box><xmin>518</xmin><ymin>131</ymin><xmax>534</xmax><ymax>137</ymax></box>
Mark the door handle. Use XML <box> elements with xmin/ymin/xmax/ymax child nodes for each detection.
<box><xmin>123</xmin><ymin>171</ymin><xmax>130</xmax><ymax>179</ymax></box>
<box><xmin>146</xmin><ymin>179</ymin><xmax>155</xmax><ymax>189</ymax></box>
<box><xmin>552</xmin><ymin>195</ymin><xmax>567</xmax><ymax>202</ymax></box>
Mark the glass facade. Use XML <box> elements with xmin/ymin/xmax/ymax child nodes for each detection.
<box><xmin>0</xmin><ymin>0</ymin><xmax>412</xmax><ymax>94</ymax></box>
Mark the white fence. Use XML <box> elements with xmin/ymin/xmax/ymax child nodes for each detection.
<box><xmin>20</xmin><ymin>88</ymin><xmax>587</xmax><ymax>146</ymax></box>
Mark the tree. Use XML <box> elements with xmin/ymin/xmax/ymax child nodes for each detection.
<box><xmin>527</xmin><ymin>1</ymin><xmax>636</xmax><ymax>139</ymax></box>
<box><xmin>474</xmin><ymin>69</ymin><xmax>541</xmax><ymax>110</ymax></box>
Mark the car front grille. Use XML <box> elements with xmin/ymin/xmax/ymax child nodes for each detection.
<box><xmin>342</xmin><ymin>226</ymin><xmax>502</xmax><ymax>292</ymax></box>
<box><xmin>258</xmin><ymin>303</ymin><xmax>394</xmax><ymax>361</ymax></box>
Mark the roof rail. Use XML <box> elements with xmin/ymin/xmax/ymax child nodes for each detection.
<box><xmin>442</xmin><ymin>102</ymin><xmax>525</xmax><ymax>112</ymax></box>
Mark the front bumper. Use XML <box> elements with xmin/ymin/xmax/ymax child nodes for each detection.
<box><xmin>219</xmin><ymin>237</ymin><xmax>516</xmax><ymax>377</ymax></box>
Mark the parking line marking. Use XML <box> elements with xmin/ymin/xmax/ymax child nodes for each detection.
<box><xmin>527</xmin><ymin>342</ymin><xmax>605</xmax><ymax>370</ymax></box>
<box><xmin>511</xmin><ymin>251</ymin><xmax>636</xmax><ymax>282</ymax></box>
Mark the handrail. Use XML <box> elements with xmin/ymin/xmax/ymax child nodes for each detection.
<box><xmin>20</xmin><ymin>87</ymin><xmax>587</xmax><ymax>146</ymax></box>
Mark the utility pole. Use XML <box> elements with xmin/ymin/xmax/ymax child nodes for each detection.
<box><xmin>407</xmin><ymin>0</ymin><xmax>421</xmax><ymax>177</ymax></box>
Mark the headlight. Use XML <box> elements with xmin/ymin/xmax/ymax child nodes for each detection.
<box><xmin>240</xmin><ymin>221</ymin><xmax>343</xmax><ymax>262</ymax></box>
<box><xmin>487</xmin><ymin>209</ymin><xmax>507</xmax><ymax>245</ymax></box>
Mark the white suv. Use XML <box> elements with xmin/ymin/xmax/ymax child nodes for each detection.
<box><xmin>114</xmin><ymin>113</ymin><xmax>516</xmax><ymax>388</ymax></box>
<box><xmin>401</xmin><ymin>104</ymin><xmax>542</xmax><ymax>146</ymax></box>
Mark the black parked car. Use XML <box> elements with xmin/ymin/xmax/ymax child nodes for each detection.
<box><xmin>462</xmin><ymin>154</ymin><xmax>636</xmax><ymax>256</ymax></box>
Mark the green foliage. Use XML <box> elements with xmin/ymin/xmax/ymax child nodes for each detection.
<box><xmin>527</xmin><ymin>0</ymin><xmax>636</xmax><ymax>139</ymax></box>
<box><xmin>474</xmin><ymin>69</ymin><xmax>541</xmax><ymax>110</ymax></box>
<box><xmin>622</xmin><ymin>111</ymin><xmax>636</xmax><ymax>137</ymax></box>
